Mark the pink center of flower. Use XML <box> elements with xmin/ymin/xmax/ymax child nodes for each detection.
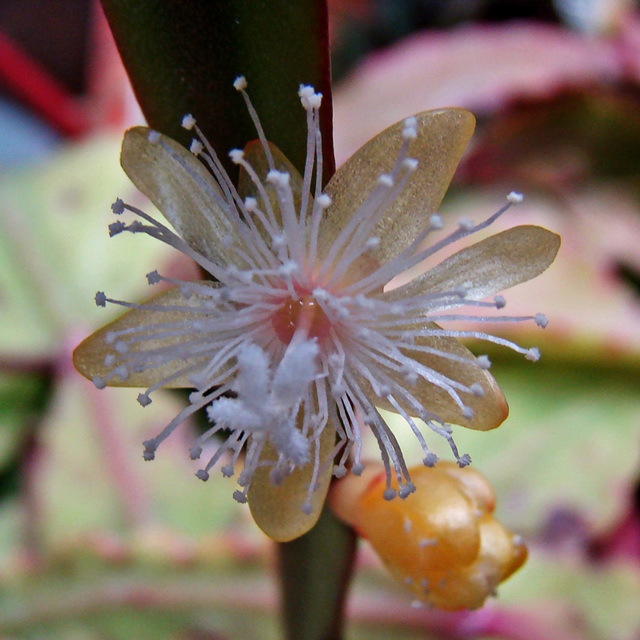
<box><xmin>272</xmin><ymin>294</ymin><xmax>332</xmax><ymax>344</ymax></box>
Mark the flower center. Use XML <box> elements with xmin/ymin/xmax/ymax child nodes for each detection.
<box><xmin>272</xmin><ymin>295</ymin><xmax>332</xmax><ymax>344</ymax></box>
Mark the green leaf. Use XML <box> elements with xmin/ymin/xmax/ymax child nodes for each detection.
<box><xmin>101</xmin><ymin>0</ymin><xmax>335</xmax><ymax>183</ymax></box>
<box><xmin>35</xmin><ymin>374</ymin><xmax>239</xmax><ymax>544</ymax></box>
<box><xmin>0</xmin><ymin>136</ymin><xmax>173</xmax><ymax>356</ymax></box>
<box><xmin>502</xmin><ymin>551</ymin><xmax>640</xmax><ymax>640</ymax></box>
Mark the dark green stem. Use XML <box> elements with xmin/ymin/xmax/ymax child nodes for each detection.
<box><xmin>100</xmin><ymin>0</ymin><xmax>334</xmax><ymax>182</ymax></box>
<box><xmin>278</xmin><ymin>507</ymin><xmax>358</xmax><ymax>640</ymax></box>
<box><xmin>98</xmin><ymin>2</ymin><xmax>348</xmax><ymax>637</ymax></box>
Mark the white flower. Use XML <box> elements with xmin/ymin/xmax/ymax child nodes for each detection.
<box><xmin>74</xmin><ymin>77</ymin><xmax>560</xmax><ymax>541</ymax></box>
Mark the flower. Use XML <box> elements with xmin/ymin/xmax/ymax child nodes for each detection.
<box><xmin>329</xmin><ymin>461</ymin><xmax>528</xmax><ymax>610</ymax></box>
<box><xmin>73</xmin><ymin>77</ymin><xmax>560</xmax><ymax>541</ymax></box>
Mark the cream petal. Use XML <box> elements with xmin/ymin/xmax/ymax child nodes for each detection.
<box><xmin>387</xmin><ymin>225</ymin><xmax>561</xmax><ymax>302</ymax></box>
<box><xmin>73</xmin><ymin>284</ymin><xmax>220</xmax><ymax>388</ymax></box>
<box><xmin>319</xmin><ymin>109</ymin><xmax>475</xmax><ymax>276</ymax></box>
<box><xmin>121</xmin><ymin>127</ymin><xmax>243</xmax><ymax>268</ymax></box>
<box><xmin>248</xmin><ymin>423</ymin><xmax>336</xmax><ymax>541</ymax></box>
<box><xmin>354</xmin><ymin>325</ymin><xmax>508</xmax><ymax>430</ymax></box>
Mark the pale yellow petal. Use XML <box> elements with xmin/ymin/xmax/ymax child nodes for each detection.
<box><xmin>354</xmin><ymin>324</ymin><xmax>508</xmax><ymax>430</ymax></box>
<box><xmin>388</xmin><ymin>225</ymin><xmax>561</xmax><ymax>302</ymax></box>
<box><xmin>247</xmin><ymin>423</ymin><xmax>336</xmax><ymax>542</ymax></box>
<box><xmin>120</xmin><ymin>127</ymin><xmax>243</xmax><ymax>267</ymax></box>
<box><xmin>319</xmin><ymin>109</ymin><xmax>476</xmax><ymax>277</ymax></box>
<box><xmin>73</xmin><ymin>284</ymin><xmax>220</xmax><ymax>388</ymax></box>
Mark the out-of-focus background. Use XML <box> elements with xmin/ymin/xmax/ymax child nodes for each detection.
<box><xmin>1</xmin><ymin>0</ymin><xmax>639</xmax><ymax>638</ymax></box>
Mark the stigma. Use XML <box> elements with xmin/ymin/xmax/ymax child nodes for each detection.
<box><xmin>272</xmin><ymin>294</ymin><xmax>332</xmax><ymax>344</ymax></box>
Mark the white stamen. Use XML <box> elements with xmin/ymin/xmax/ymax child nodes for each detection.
<box><xmin>182</xmin><ymin>114</ymin><xmax>196</xmax><ymax>130</ymax></box>
<box><xmin>91</xmin><ymin>77</ymin><xmax>550</xmax><ymax>513</ymax></box>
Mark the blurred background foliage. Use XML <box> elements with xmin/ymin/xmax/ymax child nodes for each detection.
<box><xmin>1</xmin><ymin>0</ymin><xmax>640</xmax><ymax>638</ymax></box>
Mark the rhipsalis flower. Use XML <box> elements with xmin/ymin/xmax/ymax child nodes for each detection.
<box><xmin>329</xmin><ymin>461</ymin><xmax>527</xmax><ymax>610</ymax></box>
<box><xmin>74</xmin><ymin>77</ymin><xmax>560</xmax><ymax>541</ymax></box>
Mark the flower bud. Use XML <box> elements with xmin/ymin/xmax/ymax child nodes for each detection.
<box><xmin>329</xmin><ymin>462</ymin><xmax>527</xmax><ymax>610</ymax></box>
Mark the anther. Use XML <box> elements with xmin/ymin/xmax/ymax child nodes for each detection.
<box><xmin>298</xmin><ymin>85</ymin><xmax>314</xmax><ymax>99</ymax></box>
<box><xmin>316</xmin><ymin>193</ymin><xmax>332</xmax><ymax>209</ymax></box>
<box><xmin>147</xmin><ymin>130</ymin><xmax>161</xmax><ymax>144</ymax></box>
<box><xmin>429</xmin><ymin>214</ymin><xmax>443</xmax><ymax>229</ymax></box>
<box><xmin>403</xmin><ymin>116</ymin><xmax>417</xmax><ymax>129</ymax></box>
<box><xmin>477</xmin><ymin>355</ymin><xmax>491</xmax><ymax>369</ymax></box>
<box><xmin>494</xmin><ymin>295</ymin><xmax>506</xmax><ymax>308</ymax></box>
<box><xmin>399</xmin><ymin>483</ymin><xmax>415</xmax><ymax>498</ymax></box>
<box><xmin>114</xmin><ymin>365</ymin><xmax>129</xmax><ymax>380</ymax></box>
<box><xmin>377</xmin><ymin>174</ymin><xmax>394</xmax><ymax>187</ymax></box>
<box><xmin>507</xmin><ymin>191</ymin><xmax>524</xmax><ymax>204</ymax></box>
<box><xmin>535</xmin><ymin>313</ymin><xmax>548</xmax><ymax>328</ymax></box>
<box><xmin>402</xmin><ymin>157</ymin><xmax>418</xmax><ymax>171</ymax></box>
<box><xmin>94</xmin><ymin>291</ymin><xmax>107</xmax><ymax>307</ymax></box>
<box><xmin>233</xmin><ymin>76</ymin><xmax>248</xmax><ymax>91</ymax></box>
<box><xmin>383</xmin><ymin>489</ymin><xmax>397</xmax><ymax>501</ymax></box>
<box><xmin>190</xmin><ymin>139</ymin><xmax>203</xmax><ymax>155</ymax></box>
<box><xmin>266</xmin><ymin>170</ymin><xmax>290</xmax><ymax>186</ymax></box>
<box><xmin>526</xmin><ymin>347</ymin><xmax>541</xmax><ymax>362</ymax></box>
<box><xmin>146</xmin><ymin>270</ymin><xmax>161</xmax><ymax>285</ymax></box>
<box><xmin>459</xmin><ymin>217</ymin><xmax>474</xmax><ymax>231</ymax></box>
<box><xmin>229</xmin><ymin>149</ymin><xmax>244</xmax><ymax>163</ymax></box>
<box><xmin>333</xmin><ymin>465</ymin><xmax>347</xmax><ymax>478</ymax></box>
<box><xmin>402</xmin><ymin>126</ymin><xmax>417</xmax><ymax>140</ymax></box>
<box><xmin>92</xmin><ymin>376</ymin><xmax>106</xmax><ymax>389</ymax></box>
<box><xmin>221</xmin><ymin>464</ymin><xmax>234</xmax><ymax>478</ymax></box>
<box><xmin>137</xmin><ymin>393</ymin><xmax>152</xmax><ymax>407</ymax></box>
<box><xmin>143</xmin><ymin>439</ymin><xmax>157</xmax><ymax>461</ymax></box>
<box><xmin>233</xmin><ymin>489</ymin><xmax>248</xmax><ymax>503</ymax></box>
<box><xmin>109</xmin><ymin>221</ymin><xmax>126</xmax><ymax>237</ymax></box>
<box><xmin>111</xmin><ymin>198</ymin><xmax>125</xmax><ymax>215</ymax></box>
<box><xmin>196</xmin><ymin>469</ymin><xmax>210</xmax><ymax>481</ymax></box>
<box><xmin>423</xmin><ymin>453</ymin><xmax>438</xmax><ymax>467</ymax></box>
<box><xmin>457</xmin><ymin>453</ymin><xmax>472</xmax><ymax>467</ymax></box>
<box><xmin>181</xmin><ymin>114</ymin><xmax>196</xmax><ymax>130</ymax></box>
<box><xmin>470</xmin><ymin>383</ymin><xmax>485</xmax><ymax>397</ymax></box>
<box><xmin>115</xmin><ymin>341</ymin><xmax>129</xmax><ymax>354</ymax></box>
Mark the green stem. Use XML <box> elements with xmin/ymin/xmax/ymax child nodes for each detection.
<box><xmin>277</xmin><ymin>507</ymin><xmax>357</xmax><ymax>640</ymax></box>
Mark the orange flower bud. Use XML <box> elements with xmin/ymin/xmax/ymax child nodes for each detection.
<box><xmin>329</xmin><ymin>462</ymin><xmax>527</xmax><ymax>610</ymax></box>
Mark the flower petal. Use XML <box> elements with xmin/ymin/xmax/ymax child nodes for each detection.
<box><xmin>73</xmin><ymin>284</ymin><xmax>220</xmax><ymax>388</ymax></box>
<box><xmin>247</xmin><ymin>423</ymin><xmax>336</xmax><ymax>542</ymax></box>
<box><xmin>320</xmin><ymin>109</ymin><xmax>475</xmax><ymax>272</ymax></box>
<box><xmin>354</xmin><ymin>325</ymin><xmax>508</xmax><ymax>430</ymax></box>
<box><xmin>388</xmin><ymin>225</ymin><xmax>561</xmax><ymax>302</ymax></box>
<box><xmin>120</xmin><ymin>127</ymin><xmax>243</xmax><ymax>267</ymax></box>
